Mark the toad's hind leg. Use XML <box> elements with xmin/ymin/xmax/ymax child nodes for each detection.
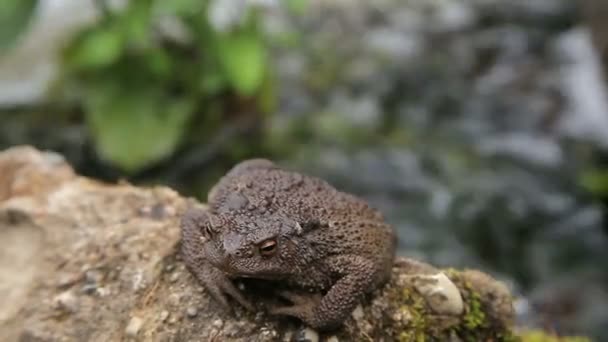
<box><xmin>270</xmin><ymin>255</ymin><xmax>377</xmax><ymax>330</ymax></box>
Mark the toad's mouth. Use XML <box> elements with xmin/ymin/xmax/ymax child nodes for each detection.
<box><xmin>236</xmin><ymin>272</ymin><xmax>282</xmax><ymax>280</ymax></box>
<box><xmin>220</xmin><ymin>265</ymin><xmax>287</xmax><ymax>280</ymax></box>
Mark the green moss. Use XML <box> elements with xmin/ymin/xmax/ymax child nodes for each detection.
<box><xmin>397</xmin><ymin>287</ymin><xmax>429</xmax><ymax>342</ymax></box>
<box><xmin>518</xmin><ymin>330</ymin><xmax>591</xmax><ymax>342</ymax></box>
<box><xmin>463</xmin><ymin>287</ymin><xmax>485</xmax><ymax>330</ymax></box>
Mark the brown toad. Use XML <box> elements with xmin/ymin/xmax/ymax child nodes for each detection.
<box><xmin>180</xmin><ymin>159</ymin><xmax>396</xmax><ymax>330</ymax></box>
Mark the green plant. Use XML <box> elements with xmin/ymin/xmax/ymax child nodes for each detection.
<box><xmin>0</xmin><ymin>0</ymin><xmax>38</xmax><ymax>51</ymax></box>
<box><xmin>60</xmin><ymin>0</ymin><xmax>273</xmax><ymax>172</ymax></box>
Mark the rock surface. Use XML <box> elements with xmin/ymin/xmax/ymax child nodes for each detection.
<box><xmin>0</xmin><ymin>146</ymin><xmax>515</xmax><ymax>341</ymax></box>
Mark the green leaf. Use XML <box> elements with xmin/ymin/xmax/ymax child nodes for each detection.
<box><xmin>146</xmin><ymin>49</ymin><xmax>172</xmax><ymax>77</ymax></box>
<box><xmin>0</xmin><ymin>0</ymin><xmax>38</xmax><ymax>51</ymax></box>
<box><xmin>120</xmin><ymin>0</ymin><xmax>152</xmax><ymax>46</ymax></box>
<box><xmin>285</xmin><ymin>0</ymin><xmax>308</xmax><ymax>14</ymax></box>
<box><xmin>67</xmin><ymin>27</ymin><xmax>124</xmax><ymax>69</ymax></box>
<box><xmin>580</xmin><ymin>169</ymin><xmax>608</xmax><ymax>196</ymax></box>
<box><xmin>153</xmin><ymin>0</ymin><xmax>205</xmax><ymax>16</ymax></box>
<box><xmin>85</xmin><ymin>82</ymin><xmax>194</xmax><ymax>172</ymax></box>
<box><xmin>215</xmin><ymin>29</ymin><xmax>266</xmax><ymax>96</ymax></box>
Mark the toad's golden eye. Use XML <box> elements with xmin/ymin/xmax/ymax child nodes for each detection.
<box><xmin>259</xmin><ymin>239</ymin><xmax>277</xmax><ymax>256</ymax></box>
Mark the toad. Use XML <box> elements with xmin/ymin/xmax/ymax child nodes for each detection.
<box><xmin>181</xmin><ymin>159</ymin><xmax>396</xmax><ymax>330</ymax></box>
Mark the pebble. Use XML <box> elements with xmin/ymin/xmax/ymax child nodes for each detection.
<box><xmin>351</xmin><ymin>305</ymin><xmax>364</xmax><ymax>320</ymax></box>
<box><xmin>326</xmin><ymin>336</ymin><xmax>340</xmax><ymax>342</ymax></box>
<box><xmin>125</xmin><ymin>316</ymin><xmax>143</xmax><ymax>337</ymax></box>
<box><xmin>96</xmin><ymin>287</ymin><xmax>109</xmax><ymax>297</ymax></box>
<box><xmin>53</xmin><ymin>290</ymin><xmax>78</xmax><ymax>313</ymax></box>
<box><xmin>186</xmin><ymin>306</ymin><xmax>198</xmax><ymax>318</ymax></box>
<box><xmin>159</xmin><ymin>310</ymin><xmax>170</xmax><ymax>322</ymax></box>
<box><xmin>212</xmin><ymin>319</ymin><xmax>224</xmax><ymax>328</ymax></box>
<box><xmin>81</xmin><ymin>283</ymin><xmax>98</xmax><ymax>295</ymax></box>
<box><xmin>169</xmin><ymin>273</ymin><xmax>180</xmax><ymax>283</ymax></box>
<box><xmin>260</xmin><ymin>327</ymin><xmax>278</xmax><ymax>338</ymax></box>
<box><xmin>296</xmin><ymin>327</ymin><xmax>319</xmax><ymax>342</ymax></box>
<box><xmin>411</xmin><ymin>272</ymin><xmax>464</xmax><ymax>315</ymax></box>
<box><xmin>169</xmin><ymin>293</ymin><xmax>181</xmax><ymax>306</ymax></box>
<box><xmin>56</xmin><ymin>273</ymin><xmax>81</xmax><ymax>289</ymax></box>
<box><xmin>84</xmin><ymin>269</ymin><xmax>104</xmax><ymax>284</ymax></box>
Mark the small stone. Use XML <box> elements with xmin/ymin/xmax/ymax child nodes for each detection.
<box><xmin>392</xmin><ymin>308</ymin><xmax>412</xmax><ymax>325</ymax></box>
<box><xmin>125</xmin><ymin>316</ymin><xmax>143</xmax><ymax>337</ymax></box>
<box><xmin>159</xmin><ymin>310</ymin><xmax>170</xmax><ymax>322</ymax></box>
<box><xmin>81</xmin><ymin>283</ymin><xmax>97</xmax><ymax>295</ymax></box>
<box><xmin>326</xmin><ymin>336</ymin><xmax>339</xmax><ymax>342</ymax></box>
<box><xmin>53</xmin><ymin>290</ymin><xmax>78</xmax><ymax>313</ymax></box>
<box><xmin>149</xmin><ymin>203</ymin><xmax>167</xmax><ymax>220</ymax></box>
<box><xmin>411</xmin><ymin>272</ymin><xmax>464</xmax><ymax>315</ymax></box>
<box><xmin>84</xmin><ymin>269</ymin><xmax>104</xmax><ymax>284</ymax></box>
<box><xmin>169</xmin><ymin>273</ymin><xmax>180</xmax><ymax>283</ymax></box>
<box><xmin>96</xmin><ymin>287</ymin><xmax>108</xmax><ymax>297</ymax></box>
<box><xmin>165</xmin><ymin>264</ymin><xmax>175</xmax><ymax>272</ymax></box>
<box><xmin>169</xmin><ymin>293</ymin><xmax>181</xmax><ymax>306</ymax></box>
<box><xmin>186</xmin><ymin>306</ymin><xmax>198</xmax><ymax>318</ymax></box>
<box><xmin>296</xmin><ymin>327</ymin><xmax>319</xmax><ymax>342</ymax></box>
<box><xmin>260</xmin><ymin>327</ymin><xmax>277</xmax><ymax>338</ymax></box>
<box><xmin>56</xmin><ymin>272</ymin><xmax>81</xmax><ymax>289</ymax></box>
<box><xmin>212</xmin><ymin>319</ymin><xmax>224</xmax><ymax>328</ymax></box>
<box><xmin>351</xmin><ymin>305</ymin><xmax>364</xmax><ymax>320</ymax></box>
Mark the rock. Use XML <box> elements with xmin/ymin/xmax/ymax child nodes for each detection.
<box><xmin>159</xmin><ymin>310</ymin><xmax>170</xmax><ymax>322</ymax></box>
<box><xmin>351</xmin><ymin>305</ymin><xmax>365</xmax><ymax>320</ymax></box>
<box><xmin>53</xmin><ymin>290</ymin><xmax>78</xmax><ymax>313</ymax></box>
<box><xmin>0</xmin><ymin>146</ymin><xmax>516</xmax><ymax>341</ymax></box>
<box><xmin>212</xmin><ymin>319</ymin><xmax>224</xmax><ymax>328</ymax></box>
<box><xmin>297</xmin><ymin>327</ymin><xmax>319</xmax><ymax>342</ymax></box>
<box><xmin>186</xmin><ymin>306</ymin><xmax>198</xmax><ymax>318</ymax></box>
<box><xmin>125</xmin><ymin>316</ymin><xmax>143</xmax><ymax>337</ymax></box>
<box><xmin>409</xmin><ymin>272</ymin><xmax>464</xmax><ymax>316</ymax></box>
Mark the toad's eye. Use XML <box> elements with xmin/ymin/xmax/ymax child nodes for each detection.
<box><xmin>259</xmin><ymin>239</ymin><xmax>277</xmax><ymax>257</ymax></box>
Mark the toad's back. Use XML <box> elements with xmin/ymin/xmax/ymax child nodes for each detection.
<box><xmin>208</xmin><ymin>159</ymin><xmax>396</xmax><ymax>283</ymax></box>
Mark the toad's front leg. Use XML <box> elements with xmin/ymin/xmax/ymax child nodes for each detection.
<box><xmin>270</xmin><ymin>255</ymin><xmax>377</xmax><ymax>330</ymax></box>
<box><xmin>180</xmin><ymin>208</ymin><xmax>254</xmax><ymax>311</ymax></box>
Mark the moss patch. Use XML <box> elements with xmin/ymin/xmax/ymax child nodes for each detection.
<box><xmin>518</xmin><ymin>330</ymin><xmax>591</xmax><ymax>342</ymax></box>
